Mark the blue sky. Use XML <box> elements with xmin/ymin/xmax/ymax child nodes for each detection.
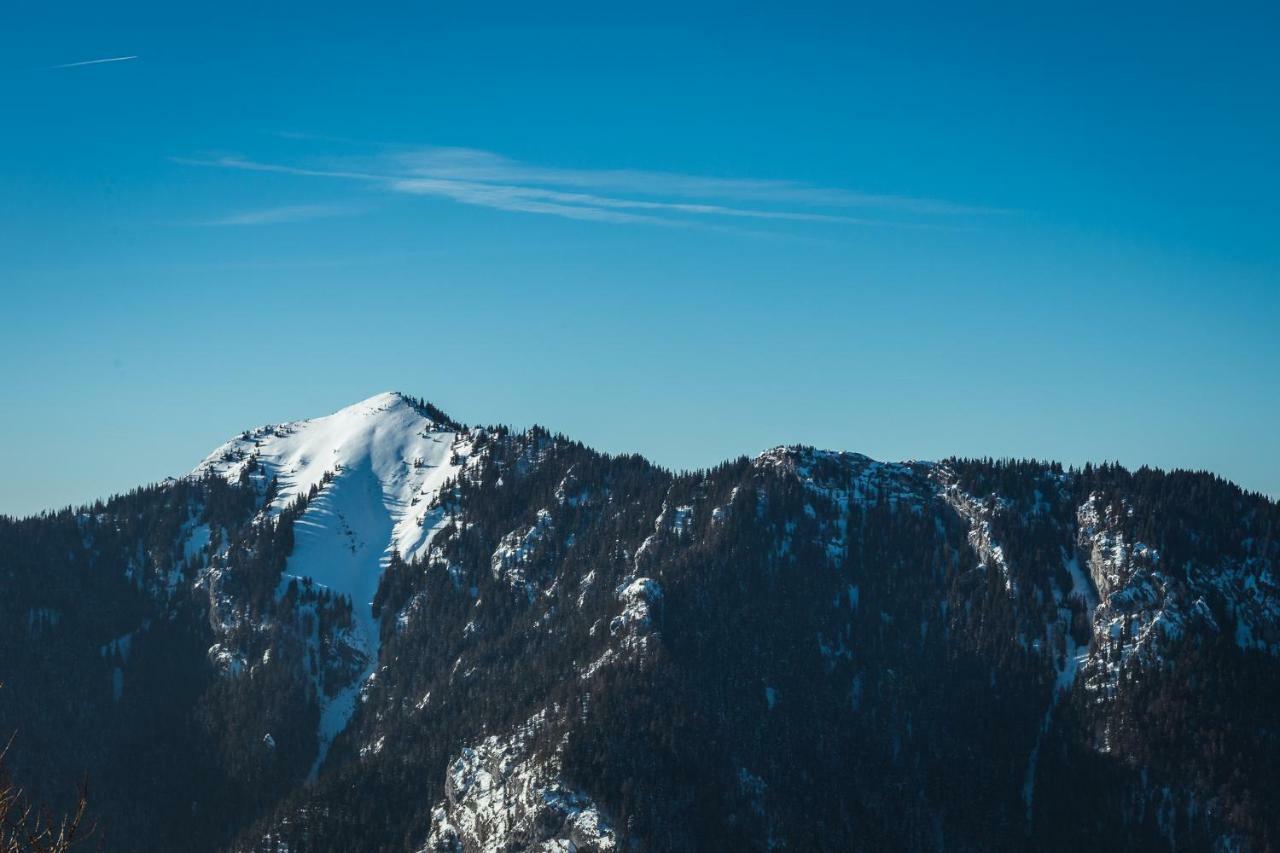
<box><xmin>2</xmin><ymin>1</ymin><xmax>1278</xmax><ymax>515</ymax></box>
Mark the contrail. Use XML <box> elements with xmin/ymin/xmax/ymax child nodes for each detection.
<box><xmin>51</xmin><ymin>55</ymin><xmax>138</xmax><ymax>69</ymax></box>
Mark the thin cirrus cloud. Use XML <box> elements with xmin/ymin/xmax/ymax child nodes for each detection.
<box><xmin>183</xmin><ymin>145</ymin><xmax>1006</xmax><ymax>230</ymax></box>
<box><xmin>394</xmin><ymin>147</ymin><xmax>1002</xmax><ymax>217</ymax></box>
<box><xmin>201</xmin><ymin>204</ymin><xmax>358</xmax><ymax>227</ymax></box>
<box><xmin>51</xmin><ymin>55</ymin><xmax>138</xmax><ymax>69</ymax></box>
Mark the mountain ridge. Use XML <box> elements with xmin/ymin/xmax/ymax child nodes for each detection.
<box><xmin>2</xmin><ymin>393</ymin><xmax>1277</xmax><ymax>852</ymax></box>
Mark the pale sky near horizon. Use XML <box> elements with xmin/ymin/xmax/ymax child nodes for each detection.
<box><xmin>2</xmin><ymin>2</ymin><xmax>1278</xmax><ymax>515</ymax></box>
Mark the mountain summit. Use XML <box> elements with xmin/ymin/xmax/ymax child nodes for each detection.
<box><xmin>194</xmin><ymin>391</ymin><xmax>469</xmax><ymax>765</ymax></box>
<box><xmin>2</xmin><ymin>394</ymin><xmax>1278</xmax><ymax>852</ymax></box>
<box><xmin>197</xmin><ymin>391</ymin><xmax>462</xmax><ymax>559</ymax></box>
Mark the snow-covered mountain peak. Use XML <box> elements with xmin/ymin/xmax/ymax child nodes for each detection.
<box><xmin>195</xmin><ymin>392</ymin><xmax>458</xmax><ymax>516</ymax></box>
<box><xmin>339</xmin><ymin>388</ymin><xmax>406</xmax><ymax>410</ymax></box>
<box><xmin>345</xmin><ymin>390</ymin><xmax>459</xmax><ymax>428</ymax></box>
<box><xmin>194</xmin><ymin>387</ymin><xmax>471</xmax><ymax>572</ymax></box>
<box><xmin>193</xmin><ymin>391</ymin><xmax>470</xmax><ymax>765</ymax></box>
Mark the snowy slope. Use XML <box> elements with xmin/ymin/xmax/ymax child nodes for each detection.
<box><xmin>195</xmin><ymin>391</ymin><xmax>469</xmax><ymax>762</ymax></box>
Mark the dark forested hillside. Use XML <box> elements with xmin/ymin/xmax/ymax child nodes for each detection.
<box><xmin>1</xmin><ymin>393</ymin><xmax>1276</xmax><ymax>852</ymax></box>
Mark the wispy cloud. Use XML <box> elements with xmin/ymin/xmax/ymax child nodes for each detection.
<box><xmin>394</xmin><ymin>147</ymin><xmax>1004</xmax><ymax>217</ymax></box>
<box><xmin>201</xmin><ymin>203</ymin><xmax>358</xmax><ymax>227</ymax></box>
<box><xmin>179</xmin><ymin>145</ymin><xmax>1007</xmax><ymax>231</ymax></box>
<box><xmin>51</xmin><ymin>55</ymin><xmax>138</xmax><ymax>69</ymax></box>
<box><xmin>387</xmin><ymin>178</ymin><xmax>920</xmax><ymax>227</ymax></box>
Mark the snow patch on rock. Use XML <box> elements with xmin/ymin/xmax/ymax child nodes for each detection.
<box><xmin>419</xmin><ymin>711</ymin><xmax>618</xmax><ymax>853</ymax></box>
<box><xmin>937</xmin><ymin>476</ymin><xmax>1017</xmax><ymax>596</ymax></box>
<box><xmin>492</xmin><ymin>508</ymin><xmax>554</xmax><ymax>601</ymax></box>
